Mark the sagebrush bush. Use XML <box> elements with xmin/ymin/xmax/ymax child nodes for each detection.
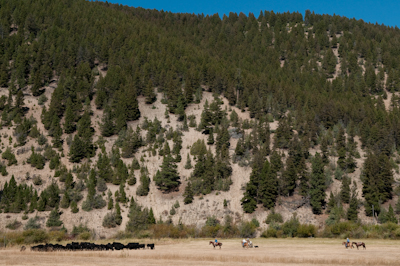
<box><xmin>102</xmin><ymin>212</ymin><xmax>119</xmax><ymax>228</ymax></box>
<box><xmin>6</xmin><ymin>219</ymin><xmax>22</xmax><ymax>230</ymax></box>
<box><xmin>265</xmin><ymin>209</ymin><xmax>283</xmax><ymax>224</ymax></box>
<box><xmin>22</xmin><ymin>229</ymin><xmax>49</xmax><ymax>244</ymax></box>
<box><xmin>297</xmin><ymin>224</ymin><xmax>317</xmax><ymax>237</ymax></box>
<box><xmin>239</xmin><ymin>221</ymin><xmax>257</xmax><ymax>238</ymax></box>
<box><xmin>24</xmin><ymin>216</ymin><xmax>41</xmax><ymax>230</ymax></box>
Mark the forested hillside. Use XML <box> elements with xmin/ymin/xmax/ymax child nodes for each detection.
<box><xmin>1</xmin><ymin>0</ymin><xmax>400</xmax><ymax>240</ymax></box>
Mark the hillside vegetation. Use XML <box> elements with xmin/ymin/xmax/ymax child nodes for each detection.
<box><xmin>1</xmin><ymin>0</ymin><xmax>400</xmax><ymax>240</ymax></box>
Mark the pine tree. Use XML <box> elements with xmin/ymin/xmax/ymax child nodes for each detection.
<box><xmin>148</xmin><ymin>207</ymin><xmax>156</xmax><ymax>224</ymax></box>
<box><xmin>144</xmin><ymin>79</ymin><xmax>156</xmax><ymax>104</ymax></box>
<box><xmin>310</xmin><ymin>153</ymin><xmax>326</xmax><ymax>214</ymax></box>
<box><xmin>259</xmin><ymin>159</ymin><xmax>278</xmax><ymax>209</ymax></box>
<box><xmin>70</xmin><ymin>200</ymin><xmax>79</xmax><ymax>213</ymax></box>
<box><xmin>107</xmin><ymin>190</ymin><xmax>114</xmax><ymax>210</ymax></box>
<box><xmin>183</xmin><ymin>182</ymin><xmax>194</xmax><ymax>204</ymax></box>
<box><xmin>60</xmin><ymin>191</ymin><xmax>70</xmax><ymax>209</ymax></box>
<box><xmin>387</xmin><ymin>204</ymin><xmax>398</xmax><ymax>224</ymax></box>
<box><xmin>327</xmin><ymin>191</ymin><xmax>336</xmax><ymax>213</ymax></box>
<box><xmin>136</xmin><ymin>167</ymin><xmax>150</xmax><ymax>196</ymax></box>
<box><xmin>100</xmin><ymin>106</ymin><xmax>115</xmax><ymax>137</ymax></box>
<box><xmin>63</xmin><ymin>98</ymin><xmax>76</xmax><ymax>134</ymax></box>
<box><xmin>362</xmin><ymin>152</ymin><xmax>394</xmax><ymax>216</ymax></box>
<box><xmin>46</xmin><ymin>205</ymin><xmax>63</xmax><ymax>227</ymax></box>
<box><xmin>347</xmin><ymin>181</ymin><xmax>358</xmax><ymax>221</ymax></box>
<box><xmin>184</xmin><ymin>153</ymin><xmax>193</xmax><ymax>169</ymax></box>
<box><xmin>340</xmin><ymin>175</ymin><xmax>351</xmax><ymax>204</ymax></box>
<box><xmin>69</xmin><ymin>135</ymin><xmax>85</xmax><ymax>163</ymax></box>
<box><xmin>241</xmin><ymin>154</ymin><xmax>263</xmax><ymax>213</ymax></box>
<box><xmin>118</xmin><ymin>183</ymin><xmax>127</xmax><ymax>203</ymax></box>
<box><xmin>207</xmin><ymin>128</ymin><xmax>215</xmax><ymax>145</ymax></box>
<box><xmin>115</xmin><ymin>202</ymin><xmax>122</xmax><ymax>225</ymax></box>
<box><xmin>154</xmin><ymin>154</ymin><xmax>180</xmax><ymax>192</ymax></box>
<box><xmin>51</xmin><ymin>115</ymin><xmax>63</xmax><ymax>148</ymax></box>
<box><xmin>281</xmin><ymin>156</ymin><xmax>297</xmax><ymax>196</ymax></box>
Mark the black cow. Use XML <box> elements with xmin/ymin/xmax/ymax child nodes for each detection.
<box><xmin>147</xmin><ymin>244</ymin><xmax>155</xmax><ymax>250</ymax></box>
<box><xmin>112</xmin><ymin>242</ymin><xmax>125</xmax><ymax>250</ymax></box>
<box><xmin>125</xmin><ymin>243</ymin><xmax>140</xmax><ymax>250</ymax></box>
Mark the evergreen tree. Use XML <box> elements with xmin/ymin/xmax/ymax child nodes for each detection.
<box><xmin>115</xmin><ymin>202</ymin><xmax>122</xmax><ymax>225</ymax></box>
<box><xmin>184</xmin><ymin>153</ymin><xmax>193</xmax><ymax>169</ymax></box>
<box><xmin>362</xmin><ymin>152</ymin><xmax>394</xmax><ymax>216</ymax></box>
<box><xmin>63</xmin><ymin>98</ymin><xmax>76</xmax><ymax>134</ymax></box>
<box><xmin>144</xmin><ymin>79</ymin><xmax>156</xmax><ymax>104</ymax></box>
<box><xmin>183</xmin><ymin>182</ymin><xmax>194</xmax><ymax>204</ymax></box>
<box><xmin>46</xmin><ymin>205</ymin><xmax>63</xmax><ymax>227</ymax></box>
<box><xmin>136</xmin><ymin>167</ymin><xmax>150</xmax><ymax>196</ymax></box>
<box><xmin>70</xmin><ymin>200</ymin><xmax>79</xmax><ymax>213</ymax></box>
<box><xmin>340</xmin><ymin>175</ymin><xmax>351</xmax><ymax>204</ymax></box>
<box><xmin>387</xmin><ymin>204</ymin><xmax>398</xmax><ymax>224</ymax></box>
<box><xmin>60</xmin><ymin>191</ymin><xmax>70</xmax><ymax>209</ymax></box>
<box><xmin>347</xmin><ymin>181</ymin><xmax>358</xmax><ymax>221</ymax></box>
<box><xmin>107</xmin><ymin>190</ymin><xmax>114</xmax><ymax>210</ymax></box>
<box><xmin>69</xmin><ymin>135</ymin><xmax>85</xmax><ymax>163</ymax></box>
<box><xmin>310</xmin><ymin>153</ymin><xmax>326</xmax><ymax>214</ymax></box>
<box><xmin>148</xmin><ymin>207</ymin><xmax>156</xmax><ymax>224</ymax></box>
<box><xmin>281</xmin><ymin>156</ymin><xmax>297</xmax><ymax>196</ymax></box>
<box><xmin>154</xmin><ymin>154</ymin><xmax>180</xmax><ymax>192</ymax></box>
<box><xmin>207</xmin><ymin>127</ymin><xmax>215</xmax><ymax>145</ymax></box>
<box><xmin>259</xmin><ymin>159</ymin><xmax>278</xmax><ymax>209</ymax></box>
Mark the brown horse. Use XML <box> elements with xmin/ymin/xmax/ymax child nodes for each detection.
<box><xmin>242</xmin><ymin>242</ymin><xmax>249</xmax><ymax>248</ymax></box>
<box><xmin>209</xmin><ymin>241</ymin><xmax>222</xmax><ymax>249</ymax></box>
<box><xmin>342</xmin><ymin>242</ymin><xmax>352</xmax><ymax>249</ymax></box>
<box><xmin>352</xmin><ymin>242</ymin><xmax>366</xmax><ymax>250</ymax></box>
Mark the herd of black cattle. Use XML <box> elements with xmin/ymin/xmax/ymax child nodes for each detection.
<box><xmin>29</xmin><ymin>242</ymin><xmax>155</xmax><ymax>251</ymax></box>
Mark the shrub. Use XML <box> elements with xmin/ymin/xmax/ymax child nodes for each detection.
<box><xmin>251</xmin><ymin>218</ymin><xmax>260</xmax><ymax>228</ymax></box>
<box><xmin>297</xmin><ymin>224</ymin><xmax>317</xmax><ymax>237</ymax></box>
<box><xmin>102</xmin><ymin>212</ymin><xmax>119</xmax><ymax>228</ymax></box>
<box><xmin>72</xmin><ymin>224</ymin><xmax>91</xmax><ymax>237</ymax></box>
<box><xmin>48</xmin><ymin>230</ymin><xmax>67</xmax><ymax>242</ymax></box>
<box><xmin>22</xmin><ymin>229</ymin><xmax>49</xmax><ymax>244</ymax></box>
<box><xmin>38</xmin><ymin>94</ymin><xmax>48</xmax><ymax>105</ymax></box>
<box><xmin>261</xmin><ymin>228</ymin><xmax>278</xmax><ymax>238</ymax></box>
<box><xmin>70</xmin><ymin>201</ymin><xmax>79</xmax><ymax>213</ymax></box>
<box><xmin>282</xmin><ymin>215</ymin><xmax>300</xmax><ymax>237</ymax></box>
<box><xmin>82</xmin><ymin>194</ymin><xmax>106</xmax><ymax>211</ymax></box>
<box><xmin>24</xmin><ymin>216</ymin><xmax>41</xmax><ymax>230</ymax></box>
<box><xmin>2</xmin><ymin>147</ymin><xmax>17</xmax><ymax>165</ymax></box>
<box><xmin>6</xmin><ymin>219</ymin><xmax>22</xmax><ymax>230</ymax></box>
<box><xmin>46</xmin><ymin>208</ymin><xmax>63</xmax><ymax>227</ymax></box>
<box><xmin>265</xmin><ymin>209</ymin><xmax>283</xmax><ymax>224</ymax></box>
<box><xmin>239</xmin><ymin>221</ymin><xmax>257</xmax><ymax>238</ymax></box>
<box><xmin>32</xmin><ymin>175</ymin><xmax>43</xmax><ymax>186</ymax></box>
<box><xmin>205</xmin><ymin>216</ymin><xmax>219</xmax><ymax>227</ymax></box>
<box><xmin>79</xmin><ymin>232</ymin><xmax>92</xmax><ymax>240</ymax></box>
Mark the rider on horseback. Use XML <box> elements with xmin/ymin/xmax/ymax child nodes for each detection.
<box><xmin>242</xmin><ymin>239</ymin><xmax>247</xmax><ymax>247</ymax></box>
<box><xmin>346</xmin><ymin>238</ymin><xmax>350</xmax><ymax>249</ymax></box>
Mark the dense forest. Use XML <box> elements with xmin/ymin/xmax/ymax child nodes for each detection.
<box><xmin>1</xmin><ymin>0</ymin><xmax>400</xmax><ymax>240</ymax></box>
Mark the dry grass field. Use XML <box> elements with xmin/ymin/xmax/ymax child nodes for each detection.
<box><xmin>1</xmin><ymin>238</ymin><xmax>400</xmax><ymax>266</ymax></box>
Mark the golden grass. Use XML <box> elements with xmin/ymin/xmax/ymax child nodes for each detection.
<box><xmin>2</xmin><ymin>238</ymin><xmax>400</xmax><ymax>266</ymax></box>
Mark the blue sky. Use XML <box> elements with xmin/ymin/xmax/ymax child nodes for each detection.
<box><xmin>100</xmin><ymin>0</ymin><xmax>399</xmax><ymax>27</ymax></box>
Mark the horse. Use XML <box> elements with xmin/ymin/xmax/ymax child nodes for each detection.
<box><xmin>242</xmin><ymin>242</ymin><xmax>249</xmax><ymax>248</ymax></box>
<box><xmin>209</xmin><ymin>241</ymin><xmax>222</xmax><ymax>249</ymax></box>
<box><xmin>342</xmin><ymin>242</ymin><xmax>352</xmax><ymax>249</ymax></box>
<box><xmin>352</xmin><ymin>242</ymin><xmax>366</xmax><ymax>250</ymax></box>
